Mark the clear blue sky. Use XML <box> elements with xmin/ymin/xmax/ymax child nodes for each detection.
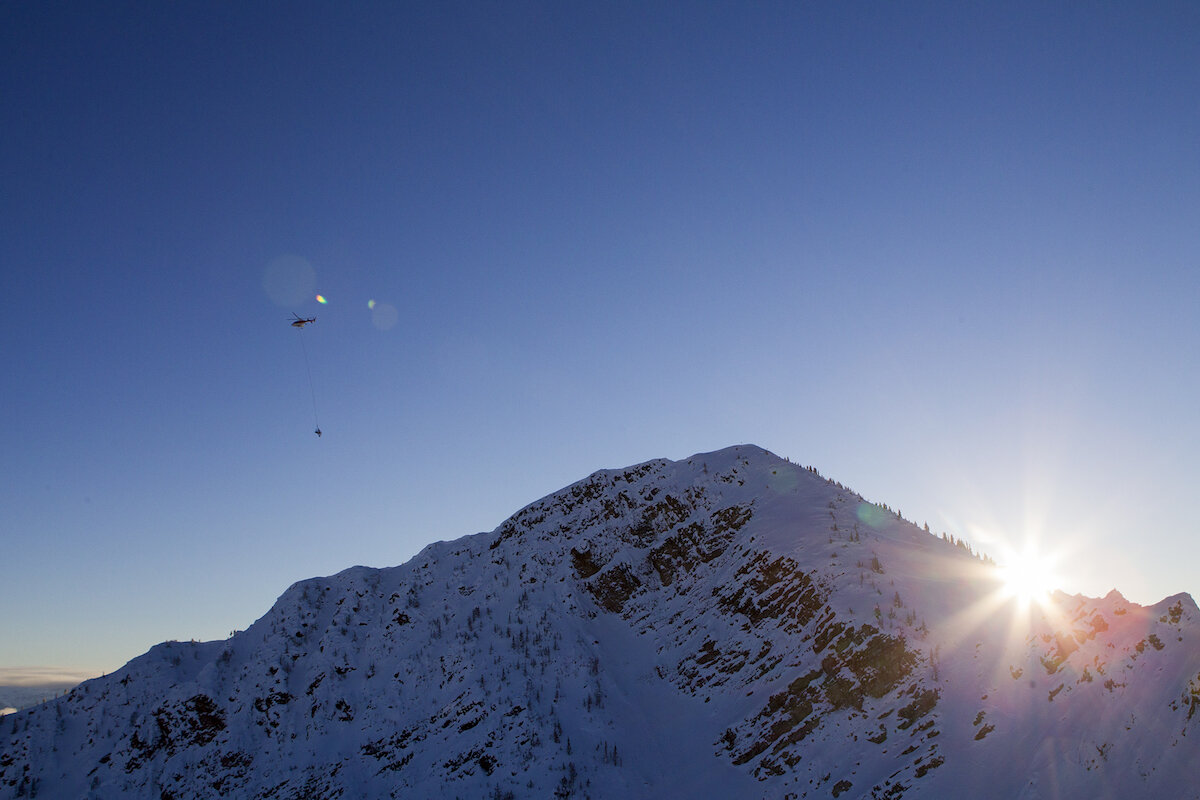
<box><xmin>2</xmin><ymin>1</ymin><xmax>1197</xmax><ymax>677</ymax></box>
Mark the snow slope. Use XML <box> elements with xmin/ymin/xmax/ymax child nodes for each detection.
<box><xmin>2</xmin><ymin>445</ymin><xmax>1197</xmax><ymax>799</ymax></box>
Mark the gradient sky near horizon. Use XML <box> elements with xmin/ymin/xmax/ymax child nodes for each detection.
<box><xmin>2</xmin><ymin>1</ymin><xmax>1197</xmax><ymax>679</ymax></box>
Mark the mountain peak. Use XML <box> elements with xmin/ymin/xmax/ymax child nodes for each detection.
<box><xmin>2</xmin><ymin>447</ymin><xmax>1196</xmax><ymax>799</ymax></box>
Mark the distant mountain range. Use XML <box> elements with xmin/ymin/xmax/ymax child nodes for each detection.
<box><xmin>3</xmin><ymin>445</ymin><xmax>1196</xmax><ymax>799</ymax></box>
<box><xmin>0</xmin><ymin>687</ymin><xmax>67</xmax><ymax>717</ymax></box>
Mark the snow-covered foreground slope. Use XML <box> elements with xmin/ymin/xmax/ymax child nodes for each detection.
<box><xmin>2</xmin><ymin>446</ymin><xmax>1197</xmax><ymax>799</ymax></box>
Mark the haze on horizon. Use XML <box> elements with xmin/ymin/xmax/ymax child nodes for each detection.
<box><xmin>1</xmin><ymin>1</ymin><xmax>1196</xmax><ymax>679</ymax></box>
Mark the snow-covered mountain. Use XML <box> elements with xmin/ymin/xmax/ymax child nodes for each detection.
<box><xmin>3</xmin><ymin>445</ymin><xmax>1197</xmax><ymax>799</ymax></box>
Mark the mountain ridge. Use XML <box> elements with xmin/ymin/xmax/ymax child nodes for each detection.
<box><xmin>2</xmin><ymin>445</ymin><xmax>1196</xmax><ymax>799</ymax></box>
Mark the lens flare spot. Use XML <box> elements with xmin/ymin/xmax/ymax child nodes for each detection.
<box><xmin>367</xmin><ymin>299</ymin><xmax>376</xmax><ymax>310</ymax></box>
<box><xmin>316</xmin><ymin>294</ymin><xmax>327</xmax><ymax>304</ymax></box>
<box><xmin>766</xmin><ymin>467</ymin><xmax>799</xmax><ymax>495</ymax></box>
<box><xmin>856</xmin><ymin>502</ymin><xmax>889</xmax><ymax>529</ymax></box>
<box><xmin>262</xmin><ymin>255</ymin><xmax>315</xmax><ymax>307</ymax></box>
<box><xmin>371</xmin><ymin>302</ymin><xmax>399</xmax><ymax>331</ymax></box>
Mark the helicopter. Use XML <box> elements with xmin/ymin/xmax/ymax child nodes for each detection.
<box><xmin>290</xmin><ymin>314</ymin><xmax>316</xmax><ymax>328</ymax></box>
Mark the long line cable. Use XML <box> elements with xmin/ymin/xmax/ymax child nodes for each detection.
<box><xmin>297</xmin><ymin>329</ymin><xmax>321</xmax><ymax>435</ymax></box>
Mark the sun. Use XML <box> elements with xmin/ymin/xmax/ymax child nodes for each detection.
<box><xmin>996</xmin><ymin>547</ymin><xmax>1058</xmax><ymax>607</ymax></box>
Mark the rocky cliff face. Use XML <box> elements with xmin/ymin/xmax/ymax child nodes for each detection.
<box><xmin>2</xmin><ymin>445</ymin><xmax>1197</xmax><ymax>799</ymax></box>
